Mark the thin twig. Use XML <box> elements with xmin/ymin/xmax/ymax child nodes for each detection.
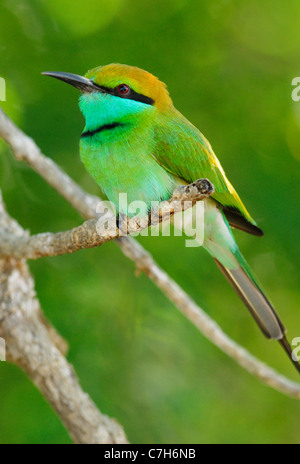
<box><xmin>120</xmin><ymin>237</ymin><xmax>300</xmax><ymax>398</ymax></box>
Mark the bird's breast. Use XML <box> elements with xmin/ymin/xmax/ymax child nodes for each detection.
<box><xmin>80</xmin><ymin>133</ymin><xmax>177</xmax><ymax>215</ymax></box>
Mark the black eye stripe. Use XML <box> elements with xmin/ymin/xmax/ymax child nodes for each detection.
<box><xmin>125</xmin><ymin>89</ymin><xmax>154</xmax><ymax>106</ymax></box>
<box><xmin>97</xmin><ymin>84</ymin><xmax>154</xmax><ymax>106</ymax></box>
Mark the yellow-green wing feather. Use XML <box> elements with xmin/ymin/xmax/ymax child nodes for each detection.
<box><xmin>154</xmin><ymin>109</ymin><xmax>261</xmax><ymax>233</ymax></box>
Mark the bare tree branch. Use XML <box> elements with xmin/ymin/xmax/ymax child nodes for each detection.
<box><xmin>0</xmin><ymin>179</ymin><xmax>213</xmax><ymax>259</ymax></box>
<box><xmin>0</xmin><ymin>105</ymin><xmax>300</xmax><ymax>421</ymax></box>
<box><xmin>0</xmin><ymin>190</ymin><xmax>128</xmax><ymax>444</ymax></box>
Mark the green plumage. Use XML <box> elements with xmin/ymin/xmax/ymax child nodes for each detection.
<box><xmin>43</xmin><ymin>64</ymin><xmax>300</xmax><ymax>373</ymax></box>
<box><xmin>155</xmin><ymin>109</ymin><xmax>251</xmax><ymax>217</ymax></box>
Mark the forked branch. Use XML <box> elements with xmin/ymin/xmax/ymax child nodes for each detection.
<box><xmin>0</xmin><ymin>106</ymin><xmax>299</xmax><ymax>442</ymax></box>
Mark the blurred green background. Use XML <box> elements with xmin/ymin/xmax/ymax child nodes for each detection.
<box><xmin>0</xmin><ymin>0</ymin><xmax>300</xmax><ymax>444</ymax></box>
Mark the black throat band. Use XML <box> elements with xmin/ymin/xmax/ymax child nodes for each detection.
<box><xmin>81</xmin><ymin>122</ymin><xmax>125</xmax><ymax>138</ymax></box>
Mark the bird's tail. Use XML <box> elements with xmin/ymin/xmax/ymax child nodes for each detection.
<box><xmin>214</xmin><ymin>250</ymin><xmax>285</xmax><ymax>340</ymax></box>
<box><xmin>198</xmin><ymin>199</ymin><xmax>299</xmax><ymax>373</ymax></box>
<box><xmin>213</xmin><ymin>251</ymin><xmax>300</xmax><ymax>374</ymax></box>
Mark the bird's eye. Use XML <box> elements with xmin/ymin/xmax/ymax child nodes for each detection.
<box><xmin>116</xmin><ymin>84</ymin><xmax>130</xmax><ymax>96</ymax></box>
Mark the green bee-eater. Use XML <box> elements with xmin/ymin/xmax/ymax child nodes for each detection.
<box><xmin>43</xmin><ymin>64</ymin><xmax>299</xmax><ymax>373</ymax></box>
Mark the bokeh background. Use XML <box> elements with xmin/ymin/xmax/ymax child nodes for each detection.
<box><xmin>0</xmin><ymin>0</ymin><xmax>300</xmax><ymax>444</ymax></box>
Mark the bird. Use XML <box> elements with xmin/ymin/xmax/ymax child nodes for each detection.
<box><xmin>43</xmin><ymin>64</ymin><xmax>300</xmax><ymax>374</ymax></box>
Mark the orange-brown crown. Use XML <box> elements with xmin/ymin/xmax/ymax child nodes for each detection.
<box><xmin>85</xmin><ymin>63</ymin><xmax>173</xmax><ymax>111</ymax></box>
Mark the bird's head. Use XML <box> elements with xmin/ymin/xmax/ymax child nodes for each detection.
<box><xmin>43</xmin><ymin>64</ymin><xmax>173</xmax><ymax>136</ymax></box>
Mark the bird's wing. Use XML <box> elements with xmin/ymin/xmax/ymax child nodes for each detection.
<box><xmin>153</xmin><ymin>110</ymin><xmax>263</xmax><ymax>236</ymax></box>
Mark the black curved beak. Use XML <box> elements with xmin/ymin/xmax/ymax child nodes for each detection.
<box><xmin>42</xmin><ymin>71</ymin><xmax>103</xmax><ymax>93</ymax></box>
